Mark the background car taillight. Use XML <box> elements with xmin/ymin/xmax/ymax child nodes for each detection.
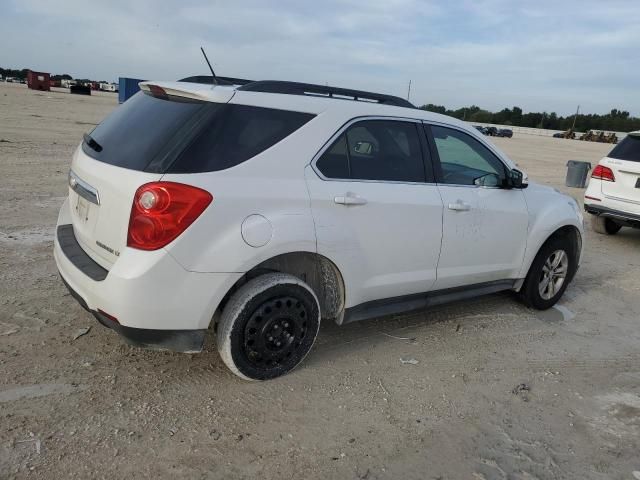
<box><xmin>592</xmin><ymin>165</ymin><xmax>615</xmax><ymax>182</ymax></box>
<box><xmin>127</xmin><ymin>182</ymin><xmax>213</xmax><ymax>250</ymax></box>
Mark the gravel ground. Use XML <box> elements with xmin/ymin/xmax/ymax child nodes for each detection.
<box><xmin>1</xmin><ymin>82</ymin><xmax>639</xmax><ymax>479</ymax></box>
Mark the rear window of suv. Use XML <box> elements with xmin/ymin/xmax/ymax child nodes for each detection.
<box><xmin>83</xmin><ymin>91</ymin><xmax>315</xmax><ymax>173</ymax></box>
<box><xmin>608</xmin><ymin>134</ymin><xmax>640</xmax><ymax>162</ymax></box>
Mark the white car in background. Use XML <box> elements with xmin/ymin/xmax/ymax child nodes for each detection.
<box><xmin>54</xmin><ymin>78</ymin><xmax>584</xmax><ymax>380</ymax></box>
<box><xmin>584</xmin><ymin>131</ymin><xmax>640</xmax><ymax>234</ymax></box>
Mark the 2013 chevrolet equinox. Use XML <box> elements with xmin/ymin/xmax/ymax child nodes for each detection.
<box><xmin>54</xmin><ymin>79</ymin><xmax>584</xmax><ymax>380</ymax></box>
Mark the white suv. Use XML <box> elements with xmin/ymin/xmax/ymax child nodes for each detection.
<box><xmin>584</xmin><ymin>131</ymin><xmax>640</xmax><ymax>234</ymax></box>
<box><xmin>54</xmin><ymin>79</ymin><xmax>584</xmax><ymax>380</ymax></box>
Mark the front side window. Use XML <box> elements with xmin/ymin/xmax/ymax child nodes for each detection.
<box><xmin>316</xmin><ymin>120</ymin><xmax>426</xmax><ymax>182</ymax></box>
<box><xmin>431</xmin><ymin>125</ymin><xmax>507</xmax><ymax>187</ymax></box>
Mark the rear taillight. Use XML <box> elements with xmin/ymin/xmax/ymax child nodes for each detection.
<box><xmin>592</xmin><ymin>165</ymin><xmax>615</xmax><ymax>182</ymax></box>
<box><xmin>127</xmin><ymin>182</ymin><xmax>212</xmax><ymax>250</ymax></box>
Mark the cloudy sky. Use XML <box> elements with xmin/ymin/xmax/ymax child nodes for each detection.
<box><xmin>2</xmin><ymin>0</ymin><xmax>638</xmax><ymax>115</ymax></box>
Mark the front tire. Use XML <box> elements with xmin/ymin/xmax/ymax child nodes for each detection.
<box><xmin>217</xmin><ymin>273</ymin><xmax>321</xmax><ymax>380</ymax></box>
<box><xmin>591</xmin><ymin>215</ymin><xmax>622</xmax><ymax>235</ymax></box>
<box><xmin>519</xmin><ymin>237</ymin><xmax>575</xmax><ymax>310</ymax></box>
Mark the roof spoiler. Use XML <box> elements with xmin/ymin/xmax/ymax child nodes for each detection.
<box><xmin>139</xmin><ymin>81</ymin><xmax>236</xmax><ymax>103</ymax></box>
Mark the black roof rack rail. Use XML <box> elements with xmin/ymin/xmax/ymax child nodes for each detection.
<box><xmin>237</xmin><ymin>80</ymin><xmax>415</xmax><ymax>108</ymax></box>
<box><xmin>178</xmin><ymin>75</ymin><xmax>254</xmax><ymax>86</ymax></box>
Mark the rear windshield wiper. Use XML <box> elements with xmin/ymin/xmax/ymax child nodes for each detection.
<box><xmin>83</xmin><ymin>133</ymin><xmax>103</xmax><ymax>153</ymax></box>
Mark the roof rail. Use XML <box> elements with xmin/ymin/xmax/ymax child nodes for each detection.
<box><xmin>238</xmin><ymin>80</ymin><xmax>415</xmax><ymax>108</ymax></box>
<box><xmin>179</xmin><ymin>75</ymin><xmax>254</xmax><ymax>86</ymax></box>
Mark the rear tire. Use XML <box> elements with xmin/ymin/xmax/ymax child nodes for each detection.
<box><xmin>519</xmin><ymin>237</ymin><xmax>575</xmax><ymax>310</ymax></box>
<box><xmin>217</xmin><ymin>273</ymin><xmax>321</xmax><ymax>380</ymax></box>
<box><xmin>591</xmin><ymin>215</ymin><xmax>622</xmax><ymax>235</ymax></box>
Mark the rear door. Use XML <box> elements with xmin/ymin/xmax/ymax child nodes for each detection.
<box><xmin>305</xmin><ymin>118</ymin><xmax>443</xmax><ymax>308</ymax></box>
<box><xmin>426</xmin><ymin>123</ymin><xmax>529</xmax><ymax>290</ymax></box>
<box><xmin>600</xmin><ymin>133</ymin><xmax>640</xmax><ymax>214</ymax></box>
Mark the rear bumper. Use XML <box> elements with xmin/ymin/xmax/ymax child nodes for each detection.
<box><xmin>585</xmin><ymin>204</ymin><xmax>640</xmax><ymax>227</ymax></box>
<box><xmin>59</xmin><ymin>274</ymin><xmax>206</xmax><ymax>352</ymax></box>
<box><xmin>54</xmin><ymin>198</ymin><xmax>243</xmax><ymax>346</ymax></box>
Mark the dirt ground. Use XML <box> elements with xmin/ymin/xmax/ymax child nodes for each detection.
<box><xmin>1</xmin><ymin>82</ymin><xmax>639</xmax><ymax>480</ymax></box>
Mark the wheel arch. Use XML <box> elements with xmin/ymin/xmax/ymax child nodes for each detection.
<box><xmin>215</xmin><ymin>251</ymin><xmax>346</xmax><ymax>327</ymax></box>
<box><xmin>518</xmin><ymin>224</ymin><xmax>582</xmax><ymax>289</ymax></box>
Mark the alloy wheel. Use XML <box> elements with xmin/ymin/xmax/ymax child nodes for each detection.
<box><xmin>538</xmin><ymin>249</ymin><xmax>568</xmax><ymax>300</ymax></box>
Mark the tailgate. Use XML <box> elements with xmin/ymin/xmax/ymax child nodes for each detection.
<box><xmin>67</xmin><ymin>86</ymin><xmax>235</xmax><ymax>268</ymax></box>
<box><xmin>69</xmin><ymin>147</ymin><xmax>161</xmax><ymax>268</ymax></box>
<box><xmin>602</xmin><ymin>133</ymin><xmax>640</xmax><ymax>206</ymax></box>
<box><xmin>601</xmin><ymin>156</ymin><xmax>640</xmax><ymax>204</ymax></box>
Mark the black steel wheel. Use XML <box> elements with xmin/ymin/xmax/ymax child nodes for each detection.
<box><xmin>243</xmin><ymin>295</ymin><xmax>311</xmax><ymax>368</ymax></box>
<box><xmin>217</xmin><ymin>273</ymin><xmax>320</xmax><ymax>380</ymax></box>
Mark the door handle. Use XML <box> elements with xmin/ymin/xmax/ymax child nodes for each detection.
<box><xmin>334</xmin><ymin>192</ymin><xmax>368</xmax><ymax>206</ymax></box>
<box><xmin>448</xmin><ymin>201</ymin><xmax>471</xmax><ymax>212</ymax></box>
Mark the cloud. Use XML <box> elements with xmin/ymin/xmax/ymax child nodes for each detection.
<box><xmin>1</xmin><ymin>0</ymin><xmax>638</xmax><ymax>115</ymax></box>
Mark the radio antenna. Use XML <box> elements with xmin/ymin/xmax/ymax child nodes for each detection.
<box><xmin>200</xmin><ymin>46</ymin><xmax>218</xmax><ymax>85</ymax></box>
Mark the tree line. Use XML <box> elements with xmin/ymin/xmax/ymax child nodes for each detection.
<box><xmin>419</xmin><ymin>104</ymin><xmax>640</xmax><ymax>133</ymax></box>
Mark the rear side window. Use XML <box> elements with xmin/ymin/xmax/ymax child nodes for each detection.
<box><xmin>171</xmin><ymin>104</ymin><xmax>314</xmax><ymax>173</ymax></box>
<box><xmin>316</xmin><ymin>120</ymin><xmax>427</xmax><ymax>182</ymax></box>
<box><xmin>608</xmin><ymin>135</ymin><xmax>640</xmax><ymax>162</ymax></box>
<box><xmin>83</xmin><ymin>92</ymin><xmax>315</xmax><ymax>173</ymax></box>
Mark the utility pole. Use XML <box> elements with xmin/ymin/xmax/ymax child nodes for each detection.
<box><xmin>570</xmin><ymin>105</ymin><xmax>580</xmax><ymax>131</ymax></box>
<box><xmin>407</xmin><ymin>80</ymin><xmax>411</xmax><ymax>101</ymax></box>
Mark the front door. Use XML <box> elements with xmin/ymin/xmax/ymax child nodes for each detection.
<box><xmin>305</xmin><ymin>119</ymin><xmax>444</xmax><ymax>308</ymax></box>
<box><xmin>426</xmin><ymin>124</ymin><xmax>529</xmax><ymax>290</ymax></box>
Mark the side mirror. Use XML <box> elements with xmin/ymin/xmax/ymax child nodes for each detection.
<box><xmin>507</xmin><ymin>169</ymin><xmax>528</xmax><ymax>189</ymax></box>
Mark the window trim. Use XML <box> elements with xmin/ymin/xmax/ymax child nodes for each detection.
<box><xmin>423</xmin><ymin>121</ymin><xmax>512</xmax><ymax>189</ymax></box>
<box><xmin>311</xmin><ymin>116</ymin><xmax>437</xmax><ymax>185</ymax></box>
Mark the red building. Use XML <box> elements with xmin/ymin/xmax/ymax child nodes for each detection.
<box><xmin>27</xmin><ymin>70</ymin><xmax>51</xmax><ymax>91</ymax></box>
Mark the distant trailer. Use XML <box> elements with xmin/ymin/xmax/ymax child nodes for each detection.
<box><xmin>100</xmin><ymin>82</ymin><xmax>117</xmax><ymax>92</ymax></box>
<box><xmin>118</xmin><ymin>77</ymin><xmax>145</xmax><ymax>103</ymax></box>
<box><xmin>27</xmin><ymin>70</ymin><xmax>51</xmax><ymax>91</ymax></box>
<box><xmin>70</xmin><ymin>85</ymin><xmax>91</xmax><ymax>96</ymax></box>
